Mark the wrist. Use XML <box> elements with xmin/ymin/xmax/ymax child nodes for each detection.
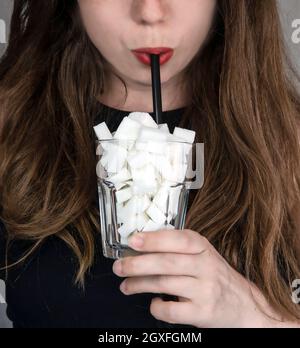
<box><xmin>239</xmin><ymin>282</ymin><xmax>281</xmax><ymax>328</ymax></box>
<box><xmin>241</xmin><ymin>287</ymin><xmax>300</xmax><ymax>328</ymax></box>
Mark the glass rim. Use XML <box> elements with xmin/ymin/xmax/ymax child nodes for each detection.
<box><xmin>95</xmin><ymin>138</ymin><xmax>195</xmax><ymax>145</ymax></box>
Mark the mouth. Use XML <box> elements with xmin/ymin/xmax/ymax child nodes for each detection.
<box><xmin>131</xmin><ymin>47</ymin><xmax>174</xmax><ymax>66</ymax></box>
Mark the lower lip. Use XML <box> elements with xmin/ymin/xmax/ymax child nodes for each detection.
<box><xmin>132</xmin><ymin>51</ymin><xmax>174</xmax><ymax>66</ymax></box>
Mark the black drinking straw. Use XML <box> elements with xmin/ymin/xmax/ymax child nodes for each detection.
<box><xmin>150</xmin><ymin>54</ymin><xmax>163</xmax><ymax>125</ymax></box>
<box><xmin>150</xmin><ymin>54</ymin><xmax>178</xmax><ymax>308</ymax></box>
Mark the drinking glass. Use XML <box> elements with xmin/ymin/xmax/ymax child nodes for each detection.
<box><xmin>95</xmin><ymin>139</ymin><xmax>204</xmax><ymax>260</ymax></box>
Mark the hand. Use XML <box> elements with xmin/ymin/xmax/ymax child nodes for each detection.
<box><xmin>112</xmin><ymin>229</ymin><xmax>276</xmax><ymax>328</ymax></box>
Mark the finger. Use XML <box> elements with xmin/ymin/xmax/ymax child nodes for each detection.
<box><xmin>120</xmin><ymin>274</ymin><xmax>200</xmax><ymax>301</ymax></box>
<box><xmin>150</xmin><ymin>296</ymin><xmax>198</xmax><ymax>327</ymax></box>
<box><xmin>113</xmin><ymin>252</ymin><xmax>203</xmax><ymax>278</ymax></box>
<box><xmin>127</xmin><ymin>229</ymin><xmax>208</xmax><ymax>254</ymax></box>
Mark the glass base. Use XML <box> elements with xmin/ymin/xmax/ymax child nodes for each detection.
<box><xmin>102</xmin><ymin>241</ymin><xmax>143</xmax><ymax>260</ymax></box>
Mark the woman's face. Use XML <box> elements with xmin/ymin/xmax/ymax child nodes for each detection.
<box><xmin>78</xmin><ymin>0</ymin><xmax>217</xmax><ymax>89</ymax></box>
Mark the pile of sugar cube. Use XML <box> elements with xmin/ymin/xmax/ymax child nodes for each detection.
<box><xmin>94</xmin><ymin>112</ymin><xmax>195</xmax><ymax>245</ymax></box>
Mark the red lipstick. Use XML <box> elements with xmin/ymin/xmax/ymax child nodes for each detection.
<box><xmin>132</xmin><ymin>47</ymin><xmax>174</xmax><ymax>66</ymax></box>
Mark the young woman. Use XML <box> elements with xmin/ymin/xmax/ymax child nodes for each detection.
<box><xmin>0</xmin><ymin>0</ymin><xmax>300</xmax><ymax>328</ymax></box>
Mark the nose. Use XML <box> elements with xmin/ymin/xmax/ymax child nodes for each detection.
<box><xmin>131</xmin><ymin>0</ymin><xmax>168</xmax><ymax>26</ymax></box>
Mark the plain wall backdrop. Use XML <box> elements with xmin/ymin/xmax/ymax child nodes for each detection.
<box><xmin>0</xmin><ymin>0</ymin><xmax>300</xmax><ymax>329</ymax></box>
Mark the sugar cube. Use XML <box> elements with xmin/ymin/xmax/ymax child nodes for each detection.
<box><xmin>146</xmin><ymin>203</ymin><xmax>167</xmax><ymax>225</ymax></box>
<box><xmin>115</xmin><ymin>186</ymin><xmax>132</xmax><ymax>204</ymax></box>
<box><xmin>114</xmin><ymin>117</ymin><xmax>141</xmax><ymax>140</ymax></box>
<box><xmin>173</xmin><ymin>127</ymin><xmax>196</xmax><ymax>144</ymax></box>
<box><xmin>128</xmin><ymin>112</ymin><xmax>158</xmax><ymax>129</ymax></box>
<box><xmin>93</xmin><ymin>122</ymin><xmax>113</xmax><ymax>140</ymax></box>
<box><xmin>158</xmin><ymin>123</ymin><xmax>170</xmax><ymax>134</ymax></box>
<box><xmin>107</xmin><ymin>167</ymin><xmax>131</xmax><ymax>185</ymax></box>
<box><xmin>138</xmin><ymin>127</ymin><xmax>168</xmax><ymax>142</ymax></box>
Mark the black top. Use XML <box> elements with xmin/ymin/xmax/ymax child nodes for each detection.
<box><xmin>0</xmin><ymin>103</ymin><xmax>196</xmax><ymax>328</ymax></box>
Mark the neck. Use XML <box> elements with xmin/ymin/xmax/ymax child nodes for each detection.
<box><xmin>97</xmin><ymin>69</ymin><xmax>190</xmax><ymax>113</ymax></box>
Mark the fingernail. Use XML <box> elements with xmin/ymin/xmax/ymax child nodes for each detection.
<box><xmin>119</xmin><ymin>281</ymin><xmax>127</xmax><ymax>293</ymax></box>
<box><xmin>113</xmin><ymin>260</ymin><xmax>123</xmax><ymax>275</ymax></box>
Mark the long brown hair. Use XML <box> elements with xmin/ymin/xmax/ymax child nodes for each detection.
<box><xmin>1</xmin><ymin>0</ymin><xmax>300</xmax><ymax>322</ymax></box>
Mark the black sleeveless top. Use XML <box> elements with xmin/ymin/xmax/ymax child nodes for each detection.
<box><xmin>0</xmin><ymin>103</ymin><xmax>196</xmax><ymax>328</ymax></box>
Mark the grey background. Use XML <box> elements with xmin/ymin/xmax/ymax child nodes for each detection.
<box><xmin>0</xmin><ymin>0</ymin><xmax>300</xmax><ymax>328</ymax></box>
